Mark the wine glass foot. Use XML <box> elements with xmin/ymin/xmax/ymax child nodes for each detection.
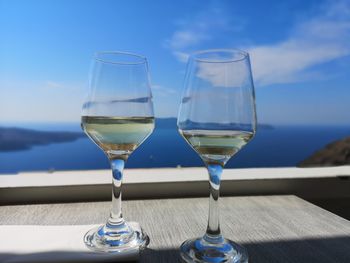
<box><xmin>84</xmin><ymin>224</ymin><xmax>149</xmax><ymax>253</ymax></box>
<box><xmin>180</xmin><ymin>237</ymin><xmax>248</xmax><ymax>263</ymax></box>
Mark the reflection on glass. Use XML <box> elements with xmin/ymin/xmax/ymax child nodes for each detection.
<box><xmin>178</xmin><ymin>49</ymin><xmax>257</xmax><ymax>263</ymax></box>
<box><xmin>81</xmin><ymin>51</ymin><xmax>154</xmax><ymax>253</ymax></box>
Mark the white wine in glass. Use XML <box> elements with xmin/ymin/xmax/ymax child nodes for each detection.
<box><xmin>82</xmin><ymin>116</ymin><xmax>154</xmax><ymax>160</ymax></box>
<box><xmin>178</xmin><ymin>49</ymin><xmax>257</xmax><ymax>263</ymax></box>
<box><xmin>81</xmin><ymin>52</ymin><xmax>154</xmax><ymax>253</ymax></box>
<box><xmin>179</xmin><ymin>130</ymin><xmax>254</xmax><ymax>165</ymax></box>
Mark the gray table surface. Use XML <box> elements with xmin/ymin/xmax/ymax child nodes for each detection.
<box><xmin>1</xmin><ymin>195</ymin><xmax>350</xmax><ymax>263</ymax></box>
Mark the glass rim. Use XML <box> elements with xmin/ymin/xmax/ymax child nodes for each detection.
<box><xmin>94</xmin><ymin>51</ymin><xmax>147</xmax><ymax>65</ymax></box>
<box><xmin>191</xmin><ymin>48</ymin><xmax>249</xmax><ymax>63</ymax></box>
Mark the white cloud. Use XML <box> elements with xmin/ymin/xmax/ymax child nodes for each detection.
<box><xmin>173</xmin><ymin>51</ymin><xmax>189</xmax><ymax>63</ymax></box>
<box><xmin>167</xmin><ymin>0</ymin><xmax>350</xmax><ymax>87</ymax></box>
<box><xmin>0</xmin><ymin>79</ymin><xmax>84</xmax><ymax>122</ymax></box>
<box><xmin>152</xmin><ymin>84</ymin><xmax>176</xmax><ymax>95</ymax></box>
<box><xmin>45</xmin><ymin>80</ymin><xmax>82</xmax><ymax>90</ymax></box>
<box><xmin>165</xmin><ymin>7</ymin><xmax>241</xmax><ymax>62</ymax></box>
<box><xmin>167</xmin><ymin>31</ymin><xmax>208</xmax><ymax>50</ymax></box>
<box><xmin>46</xmin><ymin>81</ymin><xmax>64</xmax><ymax>89</ymax></box>
<box><xmin>197</xmin><ymin>61</ymin><xmax>247</xmax><ymax>88</ymax></box>
<box><xmin>248</xmin><ymin>0</ymin><xmax>350</xmax><ymax>86</ymax></box>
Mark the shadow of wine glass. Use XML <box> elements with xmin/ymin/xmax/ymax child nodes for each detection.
<box><xmin>0</xmin><ymin>236</ymin><xmax>348</xmax><ymax>263</ymax></box>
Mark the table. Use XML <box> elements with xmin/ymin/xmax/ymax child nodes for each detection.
<box><xmin>1</xmin><ymin>195</ymin><xmax>350</xmax><ymax>262</ymax></box>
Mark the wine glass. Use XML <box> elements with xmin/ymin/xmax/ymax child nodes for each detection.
<box><xmin>177</xmin><ymin>49</ymin><xmax>257</xmax><ymax>262</ymax></box>
<box><xmin>81</xmin><ymin>51</ymin><xmax>154</xmax><ymax>253</ymax></box>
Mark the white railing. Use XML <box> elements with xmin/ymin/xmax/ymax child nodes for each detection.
<box><xmin>0</xmin><ymin>166</ymin><xmax>349</xmax><ymax>204</ymax></box>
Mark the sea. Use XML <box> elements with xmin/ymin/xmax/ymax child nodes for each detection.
<box><xmin>1</xmin><ymin>122</ymin><xmax>350</xmax><ymax>174</ymax></box>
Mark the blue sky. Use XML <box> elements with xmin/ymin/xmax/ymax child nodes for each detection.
<box><xmin>0</xmin><ymin>0</ymin><xmax>349</xmax><ymax>125</ymax></box>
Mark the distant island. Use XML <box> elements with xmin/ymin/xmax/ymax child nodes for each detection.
<box><xmin>299</xmin><ymin>136</ymin><xmax>350</xmax><ymax>167</ymax></box>
<box><xmin>156</xmin><ymin>118</ymin><xmax>274</xmax><ymax>130</ymax></box>
<box><xmin>0</xmin><ymin>127</ymin><xmax>84</xmax><ymax>152</ymax></box>
<box><xmin>0</xmin><ymin>119</ymin><xmax>274</xmax><ymax>152</ymax></box>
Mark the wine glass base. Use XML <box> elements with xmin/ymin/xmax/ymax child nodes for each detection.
<box><xmin>84</xmin><ymin>224</ymin><xmax>149</xmax><ymax>253</ymax></box>
<box><xmin>180</xmin><ymin>237</ymin><xmax>248</xmax><ymax>263</ymax></box>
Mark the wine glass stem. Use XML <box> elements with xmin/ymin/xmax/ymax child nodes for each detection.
<box><xmin>204</xmin><ymin>164</ymin><xmax>223</xmax><ymax>243</ymax></box>
<box><xmin>108</xmin><ymin>159</ymin><xmax>125</xmax><ymax>226</ymax></box>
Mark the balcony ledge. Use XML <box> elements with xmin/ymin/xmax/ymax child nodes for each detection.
<box><xmin>0</xmin><ymin>166</ymin><xmax>349</xmax><ymax>205</ymax></box>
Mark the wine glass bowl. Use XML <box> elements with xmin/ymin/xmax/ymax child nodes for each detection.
<box><xmin>177</xmin><ymin>49</ymin><xmax>257</xmax><ymax>263</ymax></box>
<box><xmin>81</xmin><ymin>51</ymin><xmax>154</xmax><ymax>253</ymax></box>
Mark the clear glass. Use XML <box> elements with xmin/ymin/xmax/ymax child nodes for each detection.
<box><xmin>177</xmin><ymin>49</ymin><xmax>257</xmax><ymax>262</ymax></box>
<box><xmin>81</xmin><ymin>51</ymin><xmax>154</xmax><ymax>253</ymax></box>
